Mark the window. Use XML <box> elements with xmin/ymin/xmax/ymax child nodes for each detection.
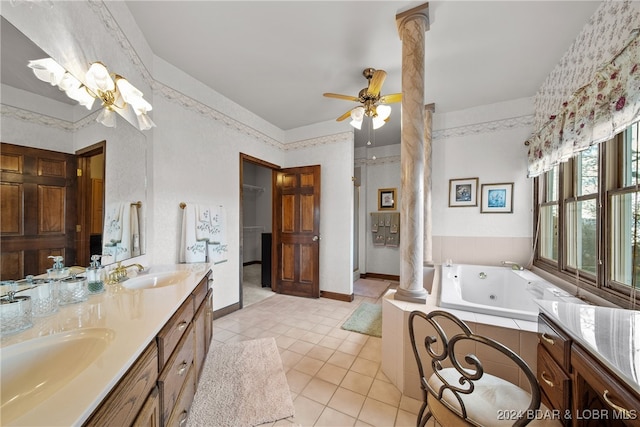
<box><xmin>534</xmin><ymin>122</ymin><xmax>640</xmax><ymax>308</ymax></box>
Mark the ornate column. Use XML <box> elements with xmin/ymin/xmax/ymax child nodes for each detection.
<box><xmin>423</xmin><ymin>103</ymin><xmax>436</xmax><ymax>292</ymax></box>
<box><xmin>395</xmin><ymin>4</ymin><xmax>430</xmax><ymax>304</ymax></box>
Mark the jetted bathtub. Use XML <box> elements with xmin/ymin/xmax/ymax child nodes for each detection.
<box><xmin>439</xmin><ymin>264</ymin><xmax>583</xmax><ymax>322</ymax></box>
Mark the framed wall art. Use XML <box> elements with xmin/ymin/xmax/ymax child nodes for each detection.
<box><xmin>481</xmin><ymin>182</ymin><xmax>513</xmax><ymax>213</ymax></box>
<box><xmin>378</xmin><ymin>188</ymin><xmax>396</xmax><ymax>211</ymax></box>
<box><xmin>448</xmin><ymin>178</ymin><xmax>478</xmax><ymax>207</ymax></box>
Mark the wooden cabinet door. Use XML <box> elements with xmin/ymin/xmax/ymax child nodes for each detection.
<box><xmin>1</xmin><ymin>143</ymin><xmax>77</xmax><ymax>280</ymax></box>
<box><xmin>274</xmin><ymin>165</ymin><xmax>320</xmax><ymax>298</ymax></box>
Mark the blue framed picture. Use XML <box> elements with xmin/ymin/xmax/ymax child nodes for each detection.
<box><xmin>481</xmin><ymin>183</ymin><xmax>513</xmax><ymax>213</ymax></box>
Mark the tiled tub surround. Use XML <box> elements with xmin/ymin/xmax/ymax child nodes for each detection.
<box><xmin>382</xmin><ymin>267</ymin><xmax>541</xmax><ymax>400</ymax></box>
<box><xmin>0</xmin><ymin>263</ymin><xmax>211</xmax><ymax>426</ymax></box>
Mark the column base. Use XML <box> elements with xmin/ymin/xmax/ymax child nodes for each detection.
<box><xmin>394</xmin><ymin>287</ymin><xmax>428</xmax><ymax>304</ymax></box>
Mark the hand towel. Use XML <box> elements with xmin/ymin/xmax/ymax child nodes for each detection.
<box><xmin>115</xmin><ymin>202</ymin><xmax>132</xmax><ymax>261</ymax></box>
<box><xmin>208</xmin><ymin>206</ymin><xmax>228</xmax><ymax>264</ymax></box>
<box><xmin>179</xmin><ymin>203</ymin><xmax>207</xmax><ymax>263</ymax></box>
<box><xmin>130</xmin><ymin>204</ymin><xmax>141</xmax><ymax>257</ymax></box>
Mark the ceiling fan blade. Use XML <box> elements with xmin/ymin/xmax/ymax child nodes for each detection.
<box><xmin>379</xmin><ymin>93</ymin><xmax>402</xmax><ymax>104</ymax></box>
<box><xmin>367</xmin><ymin>70</ymin><xmax>387</xmax><ymax>97</ymax></box>
<box><xmin>336</xmin><ymin>109</ymin><xmax>352</xmax><ymax>122</ymax></box>
<box><xmin>323</xmin><ymin>93</ymin><xmax>359</xmax><ymax>102</ymax></box>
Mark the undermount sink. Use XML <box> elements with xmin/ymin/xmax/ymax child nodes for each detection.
<box><xmin>1</xmin><ymin>328</ymin><xmax>115</xmax><ymax>424</ymax></box>
<box><xmin>121</xmin><ymin>270</ymin><xmax>189</xmax><ymax>290</ymax></box>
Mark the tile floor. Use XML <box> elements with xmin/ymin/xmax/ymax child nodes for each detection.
<box><xmin>212</xmin><ymin>281</ymin><xmax>424</xmax><ymax>427</ymax></box>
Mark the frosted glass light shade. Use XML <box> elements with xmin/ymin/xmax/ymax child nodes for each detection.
<box><xmin>96</xmin><ymin>108</ymin><xmax>116</xmax><ymax>128</ymax></box>
<box><xmin>85</xmin><ymin>62</ymin><xmax>114</xmax><ymax>92</ymax></box>
<box><xmin>372</xmin><ymin>116</ymin><xmax>386</xmax><ymax>129</ymax></box>
<box><xmin>137</xmin><ymin>113</ymin><xmax>156</xmax><ymax>131</ymax></box>
<box><xmin>377</xmin><ymin>104</ymin><xmax>391</xmax><ymax>120</ymax></box>
<box><xmin>349</xmin><ymin>106</ymin><xmax>365</xmax><ymax>129</ymax></box>
<box><xmin>28</xmin><ymin>58</ymin><xmax>66</xmax><ymax>86</ymax></box>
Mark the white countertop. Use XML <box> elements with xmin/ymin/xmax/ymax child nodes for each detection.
<box><xmin>0</xmin><ymin>263</ymin><xmax>211</xmax><ymax>426</ymax></box>
<box><xmin>536</xmin><ymin>300</ymin><xmax>640</xmax><ymax>394</ymax></box>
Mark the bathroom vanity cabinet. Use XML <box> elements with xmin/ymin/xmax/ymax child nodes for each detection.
<box><xmin>84</xmin><ymin>270</ymin><xmax>213</xmax><ymax>427</ymax></box>
<box><xmin>537</xmin><ymin>309</ymin><xmax>640</xmax><ymax>427</ymax></box>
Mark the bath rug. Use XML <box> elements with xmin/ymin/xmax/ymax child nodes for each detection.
<box><xmin>341</xmin><ymin>302</ymin><xmax>382</xmax><ymax>337</ymax></box>
<box><xmin>353</xmin><ymin>278</ymin><xmax>390</xmax><ymax>299</ymax></box>
<box><xmin>187</xmin><ymin>337</ymin><xmax>295</xmax><ymax>427</ymax></box>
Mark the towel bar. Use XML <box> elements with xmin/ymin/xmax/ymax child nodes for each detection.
<box><xmin>131</xmin><ymin>201</ymin><xmax>142</xmax><ymax>208</ymax></box>
<box><xmin>179</xmin><ymin>202</ymin><xmax>186</xmax><ymax>209</ymax></box>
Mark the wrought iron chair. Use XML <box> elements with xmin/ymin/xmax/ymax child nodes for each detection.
<box><xmin>408</xmin><ymin>310</ymin><xmax>561</xmax><ymax>427</ymax></box>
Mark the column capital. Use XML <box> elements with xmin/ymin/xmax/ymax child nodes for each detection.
<box><xmin>396</xmin><ymin>2</ymin><xmax>429</xmax><ymax>38</ymax></box>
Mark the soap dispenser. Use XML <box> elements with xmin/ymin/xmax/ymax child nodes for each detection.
<box><xmin>47</xmin><ymin>255</ymin><xmax>70</xmax><ymax>280</ymax></box>
<box><xmin>86</xmin><ymin>255</ymin><xmax>106</xmax><ymax>294</ymax></box>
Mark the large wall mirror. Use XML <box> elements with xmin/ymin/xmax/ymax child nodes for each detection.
<box><xmin>0</xmin><ymin>16</ymin><xmax>147</xmax><ymax>280</ymax></box>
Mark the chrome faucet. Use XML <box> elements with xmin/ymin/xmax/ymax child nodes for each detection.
<box><xmin>502</xmin><ymin>261</ymin><xmax>524</xmax><ymax>271</ymax></box>
<box><xmin>106</xmin><ymin>262</ymin><xmax>144</xmax><ymax>284</ymax></box>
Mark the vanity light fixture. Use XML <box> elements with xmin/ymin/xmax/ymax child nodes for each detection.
<box><xmin>28</xmin><ymin>58</ymin><xmax>155</xmax><ymax>130</ymax></box>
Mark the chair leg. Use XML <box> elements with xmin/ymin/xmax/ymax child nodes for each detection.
<box><xmin>417</xmin><ymin>402</ymin><xmax>432</xmax><ymax>427</ymax></box>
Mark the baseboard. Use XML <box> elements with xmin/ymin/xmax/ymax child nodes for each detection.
<box><xmin>213</xmin><ymin>302</ymin><xmax>240</xmax><ymax>319</ymax></box>
<box><xmin>361</xmin><ymin>272</ymin><xmax>400</xmax><ymax>281</ymax></box>
<box><xmin>321</xmin><ymin>290</ymin><xmax>354</xmax><ymax>302</ymax></box>
<box><xmin>242</xmin><ymin>260</ymin><xmax>261</xmax><ymax>266</ymax></box>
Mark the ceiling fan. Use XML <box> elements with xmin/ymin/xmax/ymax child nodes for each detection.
<box><xmin>323</xmin><ymin>67</ymin><xmax>402</xmax><ymax>130</ymax></box>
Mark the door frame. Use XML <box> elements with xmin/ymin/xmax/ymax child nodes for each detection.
<box><xmin>76</xmin><ymin>141</ymin><xmax>105</xmax><ymax>267</ymax></box>
<box><xmin>239</xmin><ymin>153</ymin><xmax>280</xmax><ymax>308</ymax></box>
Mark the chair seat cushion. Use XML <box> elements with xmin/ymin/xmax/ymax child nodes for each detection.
<box><xmin>427</xmin><ymin>368</ymin><xmax>562</xmax><ymax>426</ymax></box>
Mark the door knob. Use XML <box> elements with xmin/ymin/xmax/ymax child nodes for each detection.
<box><xmin>313</xmin><ymin>235</ymin><xmax>320</xmax><ymax>241</ymax></box>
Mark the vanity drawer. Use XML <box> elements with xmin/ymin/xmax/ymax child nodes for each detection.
<box><xmin>538</xmin><ymin>314</ymin><xmax>572</xmax><ymax>371</ymax></box>
<box><xmin>158</xmin><ymin>323</ymin><xmax>195</xmax><ymax>424</ymax></box>
<box><xmin>165</xmin><ymin>364</ymin><xmax>196</xmax><ymax>427</ymax></box>
<box><xmin>537</xmin><ymin>344</ymin><xmax>570</xmax><ymax>413</ymax></box>
<box><xmin>157</xmin><ymin>295</ymin><xmax>194</xmax><ymax>369</ymax></box>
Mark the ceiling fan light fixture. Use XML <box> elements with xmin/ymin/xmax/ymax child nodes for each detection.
<box><xmin>377</xmin><ymin>104</ymin><xmax>391</xmax><ymax>121</ymax></box>
<box><xmin>372</xmin><ymin>115</ymin><xmax>386</xmax><ymax>130</ymax></box>
<box><xmin>349</xmin><ymin>106</ymin><xmax>365</xmax><ymax>129</ymax></box>
<box><xmin>96</xmin><ymin>107</ymin><xmax>116</xmax><ymax>128</ymax></box>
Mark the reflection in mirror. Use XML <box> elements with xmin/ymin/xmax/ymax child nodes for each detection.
<box><xmin>0</xmin><ymin>17</ymin><xmax>147</xmax><ymax>279</ymax></box>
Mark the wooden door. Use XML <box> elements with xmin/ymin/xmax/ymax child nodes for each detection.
<box><xmin>0</xmin><ymin>143</ymin><xmax>77</xmax><ymax>280</ymax></box>
<box><xmin>273</xmin><ymin>165</ymin><xmax>321</xmax><ymax>298</ymax></box>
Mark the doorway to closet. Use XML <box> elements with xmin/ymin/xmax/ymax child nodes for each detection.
<box><xmin>241</xmin><ymin>155</ymin><xmax>275</xmax><ymax>307</ymax></box>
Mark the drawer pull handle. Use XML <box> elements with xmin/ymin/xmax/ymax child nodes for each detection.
<box><xmin>177</xmin><ymin>361</ymin><xmax>188</xmax><ymax>376</ymax></box>
<box><xmin>603</xmin><ymin>390</ymin><xmax>631</xmax><ymax>417</ymax></box>
<box><xmin>178</xmin><ymin>410</ymin><xmax>189</xmax><ymax>426</ymax></box>
<box><xmin>177</xmin><ymin>321</ymin><xmax>188</xmax><ymax>332</ymax></box>
<box><xmin>540</xmin><ymin>371</ymin><xmax>554</xmax><ymax>388</ymax></box>
<box><xmin>541</xmin><ymin>332</ymin><xmax>555</xmax><ymax>345</ymax></box>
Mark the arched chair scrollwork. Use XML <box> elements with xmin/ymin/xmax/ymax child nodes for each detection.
<box><xmin>408</xmin><ymin>310</ymin><xmax>561</xmax><ymax>427</ymax></box>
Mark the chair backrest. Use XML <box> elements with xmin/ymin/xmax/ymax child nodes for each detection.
<box><xmin>408</xmin><ymin>310</ymin><xmax>542</xmax><ymax>427</ymax></box>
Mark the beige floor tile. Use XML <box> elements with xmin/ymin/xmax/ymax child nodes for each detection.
<box><xmin>327</xmin><ymin>351</ymin><xmax>356</xmax><ymax>370</ymax></box>
<box><xmin>341</xmin><ymin>371</ymin><xmax>374</xmax><ymax>396</ymax></box>
<box><xmin>293</xmin><ymin>395</ymin><xmax>325</xmax><ymax>427</ymax></box>
<box><xmin>286</xmin><ymin>369</ymin><xmax>312</xmax><ymax>394</ymax></box>
<box><xmin>395</xmin><ymin>409</ymin><xmax>418</xmax><ymax>427</ymax></box>
<box><xmin>284</xmin><ymin>327</ymin><xmax>308</xmax><ymax>339</ymax></box>
<box><xmin>312</xmin><ymin>323</ymin><xmax>333</xmax><ymax>335</ymax></box>
<box><xmin>306</xmin><ymin>345</ymin><xmax>335</xmax><ymax>362</ymax></box>
<box><xmin>357</xmin><ymin>397</ymin><xmax>398</xmax><ymax>427</ymax></box>
<box><xmin>280</xmin><ymin>349</ymin><xmax>304</xmax><ymax>369</ymax></box>
<box><xmin>367</xmin><ymin>379</ymin><xmax>401</xmax><ymax>407</ymax></box>
<box><xmin>301</xmin><ymin>377</ymin><xmax>339</xmax><ymax>405</ymax></box>
<box><xmin>327</xmin><ymin>327</ymin><xmax>352</xmax><ymax>340</ymax></box>
<box><xmin>289</xmin><ymin>340</ymin><xmax>315</xmax><ymax>355</ymax></box>
<box><xmin>315</xmin><ymin>407</ymin><xmax>357</xmax><ymax>427</ymax></box>
<box><xmin>337</xmin><ymin>340</ymin><xmax>364</xmax><ymax>356</ymax></box>
<box><xmin>276</xmin><ymin>335</ymin><xmax>298</xmax><ymax>349</ymax></box>
<box><xmin>294</xmin><ymin>356</ymin><xmax>325</xmax><ymax>376</ymax></box>
<box><xmin>399</xmin><ymin>395</ymin><xmax>422</xmax><ymax>415</ymax></box>
<box><xmin>318</xmin><ymin>336</ymin><xmax>344</xmax><ymax>350</ymax></box>
<box><xmin>328</xmin><ymin>387</ymin><xmax>366</xmax><ymax>418</ymax></box>
<box><xmin>316</xmin><ymin>363</ymin><xmax>348</xmax><ymax>385</ymax></box>
<box><xmin>301</xmin><ymin>330</ymin><xmax>325</xmax><ymax>345</ymax></box>
<box><xmin>351</xmin><ymin>357</ymin><xmax>380</xmax><ymax>378</ymax></box>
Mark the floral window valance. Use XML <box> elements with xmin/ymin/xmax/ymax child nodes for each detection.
<box><xmin>526</xmin><ymin>29</ymin><xmax>640</xmax><ymax>177</ymax></box>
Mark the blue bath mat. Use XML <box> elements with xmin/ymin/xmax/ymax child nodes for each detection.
<box><xmin>341</xmin><ymin>302</ymin><xmax>382</xmax><ymax>337</ymax></box>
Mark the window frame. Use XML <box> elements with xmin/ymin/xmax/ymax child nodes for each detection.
<box><xmin>533</xmin><ymin>124</ymin><xmax>639</xmax><ymax>309</ymax></box>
